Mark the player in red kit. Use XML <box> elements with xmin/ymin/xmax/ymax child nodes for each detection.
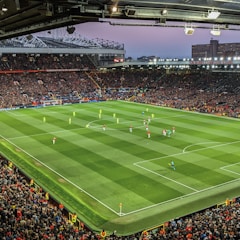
<box><xmin>147</xmin><ymin>130</ymin><xmax>151</xmax><ymax>138</ymax></box>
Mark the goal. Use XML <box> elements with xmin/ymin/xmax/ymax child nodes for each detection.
<box><xmin>41</xmin><ymin>99</ymin><xmax>62</xmax><ymax>107</ymax></box>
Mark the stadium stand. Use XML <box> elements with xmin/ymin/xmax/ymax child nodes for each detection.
<box><xmin>1</xmin><ymin>55</ymin><xmax>240</xmax><ymax>118</ymax></box>
<box><xmin>0</xmin><ymin>53</ymin><xmax>240</xmax><ymax>239</ymax></box>
<box><xmin>0</xmin><ymin>154</ymin><xmax>239</xmax><ymax>239</ymax></box>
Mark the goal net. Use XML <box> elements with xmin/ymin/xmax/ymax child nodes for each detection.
<box><xmin>41</xmin><ymin>99</ymin><xmax>62</xmax><ymax>107</ymax></box>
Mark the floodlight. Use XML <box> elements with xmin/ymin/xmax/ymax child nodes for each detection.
<box><xmin>184</xmin><ymin>26</ymin><xmax>194</xmax><ymax>35</ymax></box>
<box><xmin>211</xmin><ymin>25</ymin><xmax>221</xmax><ymax>36</ymax></box>
<box><xmin>161</xmin><ymin>9</ymin><xmax>168</xmax><ymax>16</ymax></box>
<box><xmin>1</xmin><ymin>5</ymin><xmax>8</xmax><ymax>12</ymax></box>
<box><xmin>111</xmin><ymin>6</ymin><xmax>118</xmax><ymax>13</ymax></box>
<box><xmin>207</xmin><ymin>9</ymin><xmax>221</xmax><ymax>19</ymax></box>
<box><xmin>185</xmin><ymin>27</ymin><xmax>194</xmax><ymax>35</ymax></box>
<box><xmin>211</xmin><ymin>29</ymin><xmax>221</xmax><ymax>36</ymax></box>
<box><xmin>184</xmin><ymin>23</ymin><xmax>195</xmax><ymax>35</ymax></box>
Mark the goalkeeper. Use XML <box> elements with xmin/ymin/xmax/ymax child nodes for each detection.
<box><xmin>169</xmin><ymin>160</ymin><xmax>176</xmax><ymax>170</ymax></box>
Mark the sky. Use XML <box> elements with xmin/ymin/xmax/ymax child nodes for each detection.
<box><xmin>37</xmin><ymin>20</ymin><xmax>240</xmax><ymax>60</ymax></box>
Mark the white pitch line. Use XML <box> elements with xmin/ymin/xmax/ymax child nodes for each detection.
<box><xmin>182</xmin><ymin>139</ymin><xmax>240</xmax><ymax>153</ymax></box>
<box><xmin>2</xmin><ymin>130</ymin><xmax>240</xmax><ymax>216</ymax></box>
<box><xmin>221</xmin><ymin>162</ymin><xmax>240</xmax><ymax>169</ymax></box>
<box><xmin>85</xmin><ymin>113</ymin><xmax>185</xmax><ymax>131</ymax></box>
<box><xmin>0</xmin><ymin>134</ymin><xmax>120</xmax><ymax>216</ymax></box>
<box><xmin>121</xmin><ymin>100</ymin><xmax>240</xmax><ymax>122</ymax></box>
<box><xmin>122</xmin><ymin>178</ymin><xmax>240</xmax><ymax>216</ymax></box>
<box><xmin>135</xmin><ymin>140</ymin><xmax>240</xmax><ymax>165</ymax></box>
<box><xmin>134</xmin><ymin>140</ymin><xmax>240</xmax><ymax>194</ymax></box>
<box><xmin>8</xmin><ymin>127</ymin><xmax>85</xmax><ymax>140</ymax></box>
<box><xmin>220</xmin><ymin>168</ymin><xmax>240</xmax><ymax>176</ymax></box>
<box><xmin>182</xmin><ymin>142</ymin><xmax>220</xmax><ymax>153</ymax></box>
<box><xmin>220</xmin><ymin>162</ymin><xmax>240</xmax><ymax>176</ymax></box>
<box><xmin>134</xmin><ymin>162</ymin><xmax>198</xmax><ymax>192</ymax></box>
<box><xmin>5</xmin><ymin>110</ymin><xmax>25</xmax><ymax>116</ymax></box>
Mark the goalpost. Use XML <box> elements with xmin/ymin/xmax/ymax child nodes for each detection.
<box><xmin>41</xmin><ymin>99</ymin><xmax>62</xmax><ymax>107</ymax></box>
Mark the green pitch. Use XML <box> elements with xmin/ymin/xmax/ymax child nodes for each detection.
<box><xmin>0</xmin><ymin>101</ymin><xmax>240</xmax><ymax>235</ymax></box>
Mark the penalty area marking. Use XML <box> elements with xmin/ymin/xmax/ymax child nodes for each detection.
<box><xmin>220</xmin><ymin>162</ymin><xmax>240</xmax><ymax>176</ymax></box>
<box><xmin>182</xmin><ymin>142</ymin><xmax>220</xmax><ymax>153</ymax></box>
<box><xmin>134</xmin><ymin>140</ymin><xmax>240</xmax><ymax>194</ymax></box>
<box><xmin>183</xmin><ymin>142</ymin><xmax>240</xmax><ymax>176</ymax></box>
<box><xmin>134</xmin><ymin>162</ymin><xmax>198</xmax><ymax>192</ymax></box>
<box><xmin>3</xmin><ymin>134</ymin><xmax>240</xmax><ymax>216</ymax></box>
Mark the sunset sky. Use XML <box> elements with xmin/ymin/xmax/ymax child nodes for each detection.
<box><xmin>37</xmin><ymin>20</ymin><xmax>240</xmax><ymax>59</ymax></box>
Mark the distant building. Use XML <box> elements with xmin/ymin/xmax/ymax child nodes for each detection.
<box><xmin>192</xmin><ymin>39</ymin><xmax>240</xmax><ymax>59</ymax></box>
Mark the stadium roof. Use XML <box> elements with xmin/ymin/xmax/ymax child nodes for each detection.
<box><xmin>1</xmin><ymin>0</ymin><xmax>240</xmax><ymax>40</ymax></box>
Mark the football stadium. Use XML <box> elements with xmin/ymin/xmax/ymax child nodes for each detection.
<box><xmin>1</xmin><ymin>100</ymin><xmax>240</xmax><ymax>234</ymax></box>
<box><xmin>0</xmin><ymin>1</ymin><xmax>240</xmax><ymax>239</ymax></box>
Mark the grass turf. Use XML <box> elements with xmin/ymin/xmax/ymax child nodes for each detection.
<box><xmin>0</xmin><ymin>100</ymin><xmax>240</xmax><ymax>235</ymax></box>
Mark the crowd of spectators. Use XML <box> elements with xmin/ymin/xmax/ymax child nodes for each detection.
<box><xmin>155</xmin><ymin>200</ymin><xmax>240</xmax><ymax>240</ymax></box>
<box><xmin>0</xmin><ymin>70</ymin><xmax>103</xmax><ymax>108</ymax></box>
<box><xmin>1</xmin><ymin>53</ymin><xmax>240</xmax><ymax>239</ymax></box>
<box><xmin>1</xmin><ymin>53</ymin><xmax>240</xmax><ymax>119</ymax></box>
<box><xmin>0</xmin><ymin>53</ymin><xmax>100</xmax><ymax>108</ymax></box>
<box><xmin>1</xmin><ymin>154</ymin><xmax>239</xmax><ymax>240</ymax></box>
<box><xmin>0</xmin><ymin>155</ymin><xmax>116</xmax><ymax>240</ymax></box>
<box><xmin>95</xmin><ymin>69</ymin><xmax>240</xmax><ymax>118</ymax></box>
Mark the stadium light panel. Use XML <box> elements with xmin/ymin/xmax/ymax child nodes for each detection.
<box><xmin>184</xmin><ymin>23</ymin><xmax>195</xmax><ymax>35</ymax></box>
<box><xmin>1</xmin><ymin>4</ymin><xmax>8</xmax><ymax>12</ymax></box>
<box><xmin>207</xmin><ymin>9</ymin><xmax>221</xmax><ymax>19</ymax></box>
<box><xmin>211</xmin><ymin>29</ymin><xmax>221</xmax><ymax>36</ymax></box>
<box><xmin>111</xmin><ymin>6</ymin><xmax>118</xmax><ymax>13</ymax></box>
<box><xmin>211</xmin><ymin>25</ymin><xmax>221</xmax><ymax>36</ymax></box>
<box><xmin>161</xmin><ymin>9</ymin><xmax>168</xmax><ymax>16</ymax></box>
<box><xmin>184</xmin><ymin>27</ymin><xmax>194</xmax><ymax>35</ymax></box>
